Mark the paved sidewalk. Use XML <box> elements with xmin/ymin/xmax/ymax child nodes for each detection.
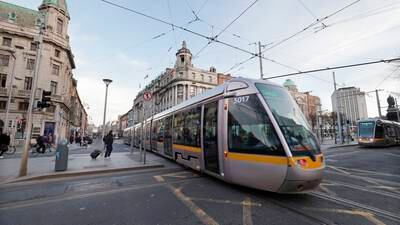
<box><xmin>0</xmin><ymin>151</ymin><xmax>163</xmax><ymax>184</ymax></box>
<box><xmin>320</xmin><ymin>138</ymin><xmax>358</xmax><ymax>150</ymax></box>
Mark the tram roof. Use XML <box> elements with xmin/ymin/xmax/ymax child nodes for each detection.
<box><xmin>358</xmin><ymin>118</ymin><xmax>400</xmax><ymax>125</ymax></box>
<box><xmin>134</xmin><ymin>77</ymin><xmax>280</xmax><ymax>124</ymax></box>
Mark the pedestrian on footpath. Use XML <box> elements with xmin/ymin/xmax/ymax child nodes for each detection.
<box><xmin>104</xmin><ymin>131</ymin><xmax>114</xmax><ymax>158</ymax></box>
<box><xmin>0</xmin><ymin>130</ymin><xmax>10</xmax><ymax>158</ymax></box>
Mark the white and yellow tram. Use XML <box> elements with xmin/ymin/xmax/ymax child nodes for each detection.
<box><xmin>123</xmin><ymin>78</ymin><xmax>325</xmax><ymax>193</ymax></box>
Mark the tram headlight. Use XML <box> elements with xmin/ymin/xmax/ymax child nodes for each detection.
<box><xmin>369</xmin><ymin>138</ymin><xmax>374</xmax><ymax>142</ymax></box>
<box><xmin>296</xmin><ymin>159</ymin><xmax>308</xmax><ymax>167</ymax></box>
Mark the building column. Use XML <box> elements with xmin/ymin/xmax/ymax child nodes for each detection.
<box><xmin>183</xmin><ymin>84</ymin><xmax>186</xmax><ymax>101</ymax></box>
<box><xmin>174</xmin><ymin>86</ymin><xmax>177</xmax><ymax>105</ymax></box>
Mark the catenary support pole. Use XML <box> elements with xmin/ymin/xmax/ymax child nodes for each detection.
<box><xmin>376</xmin><ymin>89</ymin><xmax>382</xmax><ymax>118</ymax></box>
<box><xmin>258</xmin><ymin>41</ymin><xmax>264</xmax><ymax>79</ymax></box>
<box><xmin>333</xmin><ymin>72</ymin><xmax>343</xmax><ymax>144</ymax></box>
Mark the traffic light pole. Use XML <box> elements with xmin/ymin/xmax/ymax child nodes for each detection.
<box><xmin>19</xmin><ymin>14</ymin><xmax>45</xmax><ymax>177</ymax></box>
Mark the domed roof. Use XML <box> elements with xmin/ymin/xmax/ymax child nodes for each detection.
<box><xmin>176</xmin><ymin>41</ymin><xmax>192</xmax><ymax>56</ymax></box>
<box><xmin>40</xmin><ymin>0</ymin><xmax>69</xmax><ymax>16</ymax></box>
<box><xmin>283</xmin><ymin>79</ymin><xmax>296</xmax><ymax>87</ymax></box>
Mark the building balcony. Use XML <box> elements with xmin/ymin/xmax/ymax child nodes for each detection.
<box><xmin>15</xmin><ymin>89</ymin><xmax>40</xmax><ymax>98</ymax></box>
<box><xmin>0</xmin><ymin>87</ymin><xmax>8</xmax><ymax>96</ymax></box>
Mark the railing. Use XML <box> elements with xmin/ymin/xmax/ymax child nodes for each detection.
<box><xmin>0</xmin><ymin>87</ymin><xmax>7</xmax><ymax>95</ymax></box>
<box><xmin>16</xmin><ymin>89</ymin><xmax>41</xmax><ymax>98</ymax></box>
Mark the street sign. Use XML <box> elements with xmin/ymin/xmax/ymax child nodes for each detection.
<box><xmin>143</xmin><ymin>91</ymin><xmax>152</xmax><ymax>101</ymax></box>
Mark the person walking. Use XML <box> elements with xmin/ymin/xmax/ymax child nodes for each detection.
<box><xmin>36</xmin><ymin>135</ymin><xmax>46</xmax><ymax>153</ymax></box>
<box><xmin>104</xmin><ymin>131</ymin><xmax>114</xmax><ymax>158</ymax></box>
<box><xmin>0</xmin><ymin>130</ymin><xmax>10</xmax><ymax>158</ymax></box>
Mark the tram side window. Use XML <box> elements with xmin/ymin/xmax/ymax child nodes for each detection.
<box><xmin>145</xmin><ymin>124</ymin><xmax>151</xmax><ymax>140</ymax></box>
<box><xmin>174</xmin><ymin>113</ymin><xmax>185</xmax><ymax>144</ymax></box>
<box><xmin>152</xmin><ymin>120</ymin><xmax>158</xmax><ymax>141</ymax></box>
<box><xmin>183</xmin><ymin>107</ymin><xmax>201</xmax><ymax>147</ymax></box>
<box><xmin>158</xmin><ymin>120</ymin><xmax>164</xmax><ymax>142</ymax></box>
<box><xmin>386</xmin><ymin>125</ymin><xmax>396</xmax><ymax>137</ymax></box>
<box><xmin>228</xmin><ymin>94</ymin><xmax>284</xmax><ymax>155</ymax></box>
<box><xmin>375</xmin><ymin>125</ymin><xmax>384</xmax><ymax>138</ymax></box>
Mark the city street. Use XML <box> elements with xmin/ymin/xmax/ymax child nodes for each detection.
<box><xmin>1</xmin><ymin>144</ymin><xmax>399</xmax><ymax>225</ymax></box>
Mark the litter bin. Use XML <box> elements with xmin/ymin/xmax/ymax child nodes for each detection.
<box><xmin>55</xmin><ymin>140</ymin><xmax>69</xmax><ymax>171</ymax></box>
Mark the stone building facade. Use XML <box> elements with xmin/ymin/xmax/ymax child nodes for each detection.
<box><xmin>0</xmin><ymin>0</ymin><xmax>87</xmax><ymax>144</ymax></box>
<box><xmin>283</xmin><ymin>79</ymin><xmax>322</xmax><ymax>130</ymax></box>
<box><xmin>133</xmin><ymin>41</ymin><xmax>231</xmax><ymax>124</ymax></box>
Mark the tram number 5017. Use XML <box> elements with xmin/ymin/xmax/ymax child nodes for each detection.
<box><xmin>233</xmin><ymin>96</ymin><xmax>249</xmax><ymax>104</ymax></box>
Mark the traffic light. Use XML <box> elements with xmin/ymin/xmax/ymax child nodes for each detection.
<box><xmin>38</xmin><ymin>90</ymin><xmax>51</xmax><ymax>108</ymax></box>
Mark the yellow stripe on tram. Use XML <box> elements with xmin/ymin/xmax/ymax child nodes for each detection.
<box><xmin>226</xmin><ymin>152</ymin><xmax>288</xmax><ymax>165</ymax></box>
<box><xmin>173</xmin><ymin>144</ymin><xmax>202</xmax><ymax>153</ymax></box>
<box><xmin>226</xmin><ymin>152</ymin><xmax>324</xmax><ymax>169</ymax></box>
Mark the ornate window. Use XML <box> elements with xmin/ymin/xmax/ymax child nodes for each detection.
<box><xmin>0</xmin><ymin>74</ymin><xmax>6</xmax><ymax>88</ymax></box>
<box><xmin>26</xmin><ymin>59</ymin><xmax>35</xmax><ymax>70</ymax></box>
<box><xmin>0</xmin><ymin>54</ymin><xmax>10</xmax><ymax>66</ymax></box>
<box><xmin>56</xmin><ymin>18</ymin><xmax>63</xmax><ymax>34</ymax></box>
<box><xmin>2</xmin><ymin>37</ymin><xmax>12</xmax><ymax>47</ymax></box>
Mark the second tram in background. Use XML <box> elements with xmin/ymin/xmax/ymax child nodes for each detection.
<box><xmin>357</xmin><ymin>118</ymin><xmax>400</xmax><ymax>147</ymax></box>
<box><xmin>123</xmin><ymin>77</ymin><xmax>324</xmax><ymax>193</ymax></box>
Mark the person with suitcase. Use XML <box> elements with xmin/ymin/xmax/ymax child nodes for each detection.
<box><xmin>104</xmin><ymin>131</ymin><xmax>114</xmax><ymax>158</ymax></box>
<box><xmin>90</xmin><ymin>149</ymin><xmax>102</xmax><ymax>159</ymax></box>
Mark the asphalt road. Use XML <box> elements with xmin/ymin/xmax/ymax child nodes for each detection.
<box><xmin>0</xmin><ymin>145</ymin><xmax>399</xmax><ymax>225</ymax></box>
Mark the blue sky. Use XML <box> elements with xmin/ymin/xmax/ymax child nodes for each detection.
<box><xmin>5</xmin><ymin>0</ymin><xmax>400</xmax><ymax>125</ymax></box>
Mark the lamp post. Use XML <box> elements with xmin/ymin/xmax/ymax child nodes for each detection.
<box><xmin>102</xmin><ymin>79</ymin><xmax>112</xmax><ymax>140</ymax></box>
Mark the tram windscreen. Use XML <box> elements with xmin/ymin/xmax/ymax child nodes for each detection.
<box><xmin>256</xmin><ymin>83</ymin><xmax>321</xmax><ymax>156</ymax></box>
<box><xmin>358</xmin><ymin>121</ymin><xmax>375</xmax><ymax>138</ymax></box>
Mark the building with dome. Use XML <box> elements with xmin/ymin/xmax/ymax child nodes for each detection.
<box><xmin>0</xmin><ymin>0</ymin><xmax>87</xmax><ymax>144</ymax></box>
<box><xmin>132</xmin><ymin>41</ymin><xmax>231</xmax><ymax>124</ymax></box>
<box><xmin>283</xmin><ymin>79</ymin><xmax>321</xmax><ymax>130</ymax></box>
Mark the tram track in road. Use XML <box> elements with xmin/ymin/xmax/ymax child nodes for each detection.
<box><xmin>310</xmin><ymin>191</ymin><xmax>400</xmax><ymax>223</ymax></box>
<box><xmin>325</xmin><ymin>168</ymin><xmax>400</xmax><ymax>187</ymax></box>
<box><xmin>323</xmin><ymin>180</ymin><xmax>400</xmax><ymax>199</ymax></box>
<box><xmin>266</xmin><ymin>197</ymin><xmax>339</xmax><ymax>225</ymax></box>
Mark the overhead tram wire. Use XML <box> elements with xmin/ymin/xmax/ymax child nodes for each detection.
<box><xmin>224</xmin><ymin>0</ymin><xmax>361</xmax><ymax>73</ymax></box>
<box><xmin>262</xmin><ymin>0</ymin><xmax>361</xmax><ymax>53</ymax></box>
<box><xmin>193</xmin><ymin>0</ymin><xmax>260</xmax><ymax>58</ymax></box>
<box><xmin>375</xmin><ymin>66</ymin><xmax>400</xmax><ymax>89</ymax></box>
<box><xmin>262</xmin><ymin>57</ymin><xmax>400</xmax><ymax>80</ymax></box>
<box><xmin>100</xmin><ymin>0</ymin><xmax>300</xmax><ymax>72</ymax></box>
<box><xmin>297</xmin><ymin>0</ymin><xmax>328</xmax><ymax>31</ymax></box>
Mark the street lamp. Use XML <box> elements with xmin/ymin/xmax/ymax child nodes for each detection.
<box><xmin>102</xmin><ymin>78</ymin><xmax>112</xmax><ymax>140</ymax></box>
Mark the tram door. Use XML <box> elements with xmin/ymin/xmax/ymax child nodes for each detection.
<box><xmin>164</xmin><ymin>116</ymin><xmax>173</xmax><ymax>157</ymax></box>
<box><xmin>203</xmin><ymin>102</ymin><xmax>219</xmax><ymax>174</ymax></box>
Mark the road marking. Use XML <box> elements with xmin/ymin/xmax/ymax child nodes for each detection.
<box><xmin>242</xmin><ymin>197</ymin><xmax>253</xmax><ymax>225</ymax></box>
<box><xmin>153</xmin><ymin>171</ymin><xmax>198</xmax><ymax>182</ymax></box>
<box><xmin>305</xmin><ymin>208</ymin><xmax>386</xmax><ymax>225</ymax></box>
<box><xmin>333</xmin><ymin>166</ymin><xmax>400</xmax><ymax>178</ymax></box>
<box><xmin>327</xmin><ymin>166</ymin><xmax>351</xmax><ymax>175</ymax></box>
<box><xmin>0</xmin><ymin>180</ymin><xmax>187</xmax><ymax>210</ymax></box>
<box><xmin>168</xmin><ymin>186</ymin><xmax>219</xmax><ymax>225</ymax></box>
<box><xmin>385</xmin><ymin>153</ymin><xmax>400</xmax><ymax>158</ymax></box>
<box><xmin>368</xmin><ymin>185</ymin><xmax>400</xmax><ymax>192</ymax></box>
<box><xmin>324</xmin><ymin>180</ymin><xmax>400</xmax><ymax>199</ymax></box>
<box><xmin>325</xmin><ymin>159</ymin><xmax>338</xmax><ymax>162</ymax></box>
<box><xmin>325</xmin><ymin>170</ymin><xmax>397</xmax><ymax>186</ymax></box>
<box><xmin>187</xmin><ymin>197</ymin><xmax>262</xmax><ymax>207</ymax></box>
<box><xmin>153</xmin><ymin>175</ymin><xmax>165</xmax><ymax>182</ymax></box>
<box><xmin>319</xmin><ymin>184</ymin><xmax>337</xmax><ymax>196</ymax></box>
